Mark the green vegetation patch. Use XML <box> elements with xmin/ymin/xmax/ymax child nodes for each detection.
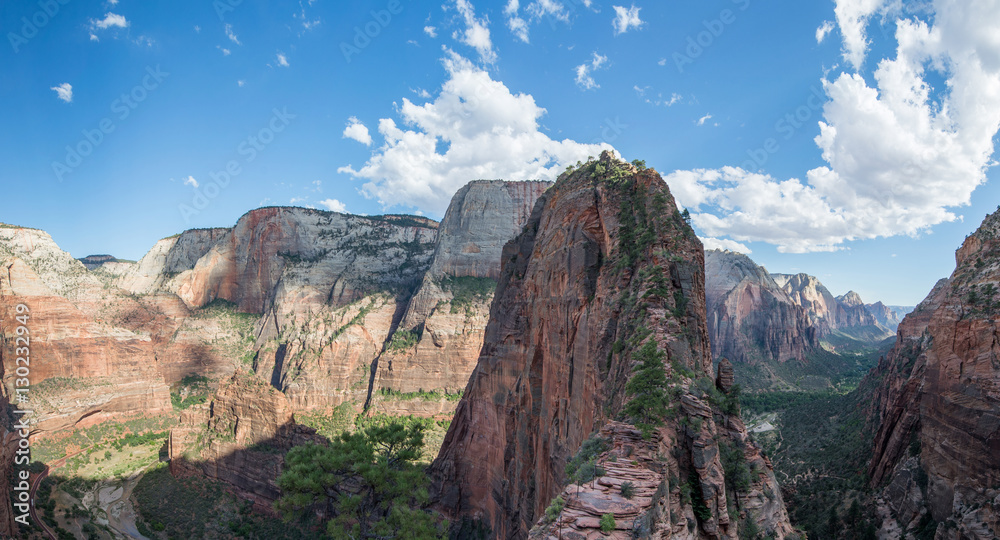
<box><xmin>440</xmin><ymin>275</ymin><xmax>497</xmax><ymax>314</ymax></box>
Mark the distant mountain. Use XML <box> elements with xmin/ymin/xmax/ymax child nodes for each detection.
<box><xmin>863</xmin><ymin>301</ymin><xmax>913</xmax><ymax>331</ymax></box>
<box><xmin>771</xmin><ymin>273</ymin><xmax>894</xmax><ymax>344</ymax></box>
<box><xmin>704</xmin><ymin>249</ymin><xmax>818</xmax><ymax>365</ymax></box>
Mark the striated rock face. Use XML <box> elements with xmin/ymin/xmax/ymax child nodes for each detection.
<box><xmin>0</xmin><ymin>231</ymin><xmax>173</xmax><ymax>435</ymax></box>
<box><xmin>119</xmin><ymin>228</ymin><xmax>230</xmax><ymax>295</ymax></box>
<box><xmin>430</xmin><ymin>154</ymin><xmax>791</xmax><ymax>540</ymax></box>
<box><xmin>176</xmin><ymin>208</ymin><xmax>437</xmax><ymax>313</ymax></box>
<box><xmin>704</xmin><ymin>250</ymin><xmax>817</xmax><ymax>364</ymax></box>
<box><xmin>772</xmin><ymin>273</ymin><xmax>891</xmax><ymax>341</ymax></box>
<box><xmin>169</xmin><ymin>371</ymin><xmax>324</xmax><ymax>510</ymax></box>
<box><xmin>867</xmin><ymin>210</ymin><xmax>1000</xmax><ymax>539</ymax></box>
<box><xmin>372</xmin><ymin>181</ymin><xmax>550</xmax><ymax>410</ymax></box>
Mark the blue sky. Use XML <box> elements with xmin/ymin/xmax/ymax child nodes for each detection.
<box><xmin>2</xmin><ymin>0</ymin><xmax>999</xmax><ymax>306</ymax></box>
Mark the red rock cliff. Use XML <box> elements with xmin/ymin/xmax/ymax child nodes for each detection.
<box><xmin>867</xmin><ymin>209</ymin><xmax>1000</xmax><ymax>538</ymax></box>
<box><xmin>429</xmin><ymin>153</ymin><xmax>792</xmax><ymax>539</ymax></box>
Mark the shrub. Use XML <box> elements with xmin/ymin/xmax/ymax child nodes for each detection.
<box><xmin>620</xmin><ymin>481</ymin><xmax>635</xmax><ymax>499</ymax></box>
<box><xmin>599</xmin><ymin>513</ymin><xmax>616</xmax><ymax>532</ymax></box>
<box><xmin>544</xmin><ymin>495</ymin><xmax>565</xmax><ymax>523</ymax></box>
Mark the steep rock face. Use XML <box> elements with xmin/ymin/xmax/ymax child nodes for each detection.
<box><xmin>169</xmin><ymin>371</ymin><xmax>324</xmax><ymax>510</ymax></box>
<box><xmin>704</xmin><ymin>250</ymin><xmax>817</xmax><ymax>364</ymax></box>
<box><xmin>78</xmin><ymin>254</ymin><xmax>117</xmax><ymax>269</ymax></box>
<box><xmin>772</xmin><ymin>273</ymin><xmax>890</xmax><ymax>340</ymax></box>
<box><xmin>372</xmin><ymin>181</ymin><xmax>550</xmax><ymax>408</ymax></box>
<box><xmin>867</xmin><ymin>210</ymin><xmax>1000</xmax><ymax>539</ymax></box>
<box><xmin>430</xmin><ymin>154</ymin><xmax>791</xmax><ymax>540</ymax></box>
<box><xmin>0</xmin><ymin>240</ymin><xmax>172</xmax><ymax>435</ymax></box>
<box><xmin>176</xmin><ymin>208</ymin><xmax>437</xmax><ymax>313</ymax></box>
<box><xmin>119</xmin><ymin>228</ymin><xmax>230</xmax><ymax>295</ymax></box>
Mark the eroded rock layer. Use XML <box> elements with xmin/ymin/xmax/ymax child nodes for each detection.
<box><xmin>430</xmin><ymin>153</ymin><xmax>791</xmax><ymax>539</ymax></box>
<box><xmin>867</xmin><ymin>209</ymin><xmax>1000</xmax><ymax>539</ymax></box>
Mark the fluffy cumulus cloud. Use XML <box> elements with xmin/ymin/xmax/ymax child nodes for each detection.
<box><xmin>452</xmin><ymin>0</ymin><xmax>496</xmax><ymax>64</ymax></box>
<box><xmin>342</xmin><ymin>117</ymin><xmax>372</xmax><ymax>145</ymax></box>
<box><xmin>666</xmin><ymin>0</ymin><xmax>1000</xmax><ymax>253</ymax></box>
<box><xmin>319</xmin><ymin>199</ymin><xmax>347</xmax><ymax>212</ymax></box>
<box><xmin>276</xmin><ymin>52</ymin><xmax>290</xmax><ymax>67</ymax></box>
<box><xmin>575</xmin><ymin>52</ymin><xmax>608</xmax><ymax>90</ymax></box>
<box><xmin>815</xmin><ymin>20</ymin><xmax>835</xmax><ymax>43</ymax></box>
<box><xmin>183</xmin><ymin>176</ymin><xmax>199</xmax><ymax>188</ymax></box>
<box><xmin>50</xmin><ymin>83</ymin><xmax>72</xmax><ymax>103</ymax></box>
<box><xmin>701</xmin><ymin>237</ymin><xmax>752</xmax><ymax>254</ymax></box>
<box><xmin>832</xmin><ymin>0</ymin><xmax>889</xmax><ymax>68</ymax></box>
<box><xmin>612</xmin><ymin>5</ymin><xmax>644</xmax><ymax>35</ymax></box>
<box><xmin>338</xmin><ymin>51</ymin><xmax>613</xmax><ymax>215</ymax></box>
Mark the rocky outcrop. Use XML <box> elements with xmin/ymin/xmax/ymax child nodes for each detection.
<box><xmin>118</xmin><ymin>228</ymin><xmax>229</xmax><ymax>295</ymax></box>
<box><xmin>78</xmin><ymin>254</ymin><xmax>118</xmax><ymax>269</ymax></box>
<box><xmin>867</xmin><ymin>209</ymin><xmax>1000</xmax><ymax>539</ymax></box>
<box><xmin>169</xmin><ymin>370</ymin><xmax>324</xmax><ymax>510</ymax></box>
<box><xmin>430</xmin><ymin>153</ymin><xmax>791</xmax><ymax>539</ymax></box>
<box><xmin>371</xmin><ymin>181</ymin><xmax>550</xmax><ymax>410</ymax></box>
<box><xmin>704</xmin><ymin>250</ymin><xmax>817</xmax><ymax>364</ymax></box>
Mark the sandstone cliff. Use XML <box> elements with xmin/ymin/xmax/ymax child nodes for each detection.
<box><xmin>704</xmin><ymin>250</ymin><xmax>817</xmax><ymax>365</ymax></box>
<box><xmin>867</xmin><ymin>210</ymin><xmax>1000</xmax><ymax>539</ymax></box>
<box><xmin>430</xmin><ymin>153</ymin><xmax>792</xmax><ymax>539</ymax></box>
<box><xmin>371</xmin><ymin>180</ymin><xmax>550</xmax><ymax>414</ymax></box>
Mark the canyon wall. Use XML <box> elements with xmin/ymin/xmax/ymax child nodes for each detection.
<box><xmin>867</xmin><ymin>210</ymin><xmax>1000</xmax><ymax>539</ymax></box>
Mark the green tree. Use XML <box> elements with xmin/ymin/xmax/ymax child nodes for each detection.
<box><xmin>275</xmin><ymin>422</ymin><xmax>445</xmax><ymax>539</ymax></box>
<box><xmin>623</xmin><ymin>340</ymin><xmax>670</xmax><ymax>437</ymax></box>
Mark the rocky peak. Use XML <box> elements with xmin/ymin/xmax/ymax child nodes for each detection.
<box><xmin>837</xmin><ymin>290</ymin><xmax>864</xmax><ymax>307</ymax></box>
<box><xmin>430</xmin><ymin>153</ymin><xmax>791</xmax><ymax>539</ymax></box>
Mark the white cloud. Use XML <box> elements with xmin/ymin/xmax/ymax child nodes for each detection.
<box><xmin>218</xmin><ymin>46</ymin><xmax>231</xmax><ymax>56</ymax></box>
<box><xmin>452</xmin><ymin>0</ymin><xmax>497</xmax><ymax>64</ymax></box>
<box><xmin>424</xmin><ymin>26</ymin><xmax>438</xmax><ymax>37</ymax></box>
<box><xmin>665</xmin><ymin>0</ymin><xmax>1000</xmax><ymax>253</ymax></box>
<box><xmin>290</xmin><ymin>197</ymin><xmax>308</xmax><ymax>205</ymax></box>
<box><xmin>696</xmin><ymin>113</ymin><xmax>713</xmax><ymax>126</ymax></box>
<box><xmin>612</xmin><ymin>5</ymin><xmax>644</xmax><ymax>35</ymax></box>
<box><xmin>106</xmin><ymin>0</ymin><xmax>118</xmax><ymax>5</ymax></box>
<box><xmin>816</xmin><ymin>20</ymin><xmax>835</xmax><ymax>43</ymax></box>
<box><xmin>832</xmin><ymin>0</ymin><xmax>889</xmax><ymax>68</ymax></box>
<box><xmin>701</xmin><ymin>237</ymin><xmax>752</xmax><ymax>254</ymax></box>
<box><xmin>319</xmin><ymin>199</ymin><xmax>347</xmax><ymax>212</ymax></box>
<box><xmin>89</xmin><ymin>33</ymin><xmax>99</xmax><ymax>41</ymax></box>
<box><xmin>237</xmin><ymin>80</ymin><xmax>245</xmax><ymax>87</ymax></box>
<box><xmin>194</xmin><ymin>25</ymin><xmax>201</xmax><ymax>33</ymax></box>
<box><xmin>50</xmin><ymin>83</ymin><xmax>72</xmax><ymax>103</ymax></box>
<box><xmin>225</xmin><ymin>23</ymin><xmax>241</xmax><ymax>45</ymax></box>
<box><xmin>574</xmin><ymin>52</ymin><xmax>608</xmax><ymax>90</ymax></box>
<box><xmin>503</xmin><ymin>0</ymin><xmax>571</xmax><ymax>43</ymax></box>
<box><xmin>276</xmin><ymin>52</ymin><xmax>290</xmax><ymax>67</ymax></box>
<box><xmin>343</xmin><ymin>117</ymin><xmax>373</xmax><ymax>145</ymax></box>
<box><xmin>183</xmin><ymin>176</ymin><xmax>199</xmax><ymax>189</ymax></box>
<box><xmin>92</xmin><ymin>12</ymin><xmax>128</xmax><ymax>30</ymax></box>
<box><xmin>657</xmin><ymin>58</ymin><xmax>666</xmax><ymax>66</ymax></box>
<box><xmin>338</xmin><ymin>50</ymin><xmax>613</xmax><ymax>215</ymax></box>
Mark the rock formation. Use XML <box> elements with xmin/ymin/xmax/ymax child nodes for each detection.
<box><xmin>867</xmin><ymin>209</ymin><xmax>1000</xmax><ymax>539</ymax></box>
<box><xmin>430</xmin><ymin>153</ymin><xmax>792</xmax><ymax>539</ymax></box>
<box><xmin>772</xmin><ymin>273</ymin><xmax>892</xmax><ymax>342</ymax></box>
<box><xmin>168</xmin><ymin>370</ymin><xmax>324</xmax><ymax>511</ymax></box>
<box><xmin>371</xmin><ymin>180</ymin><xmax>550</xmax><ymax>414</ymax></box>
<box><xmin>864</xmin><ymin>301</ymin><xmax>910</xmax><ymax>332</ymax></box>
<box><xmin>704</xmin><ymin>250</ymin><xmax>817</xmax><ymax>365</ymax></box>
